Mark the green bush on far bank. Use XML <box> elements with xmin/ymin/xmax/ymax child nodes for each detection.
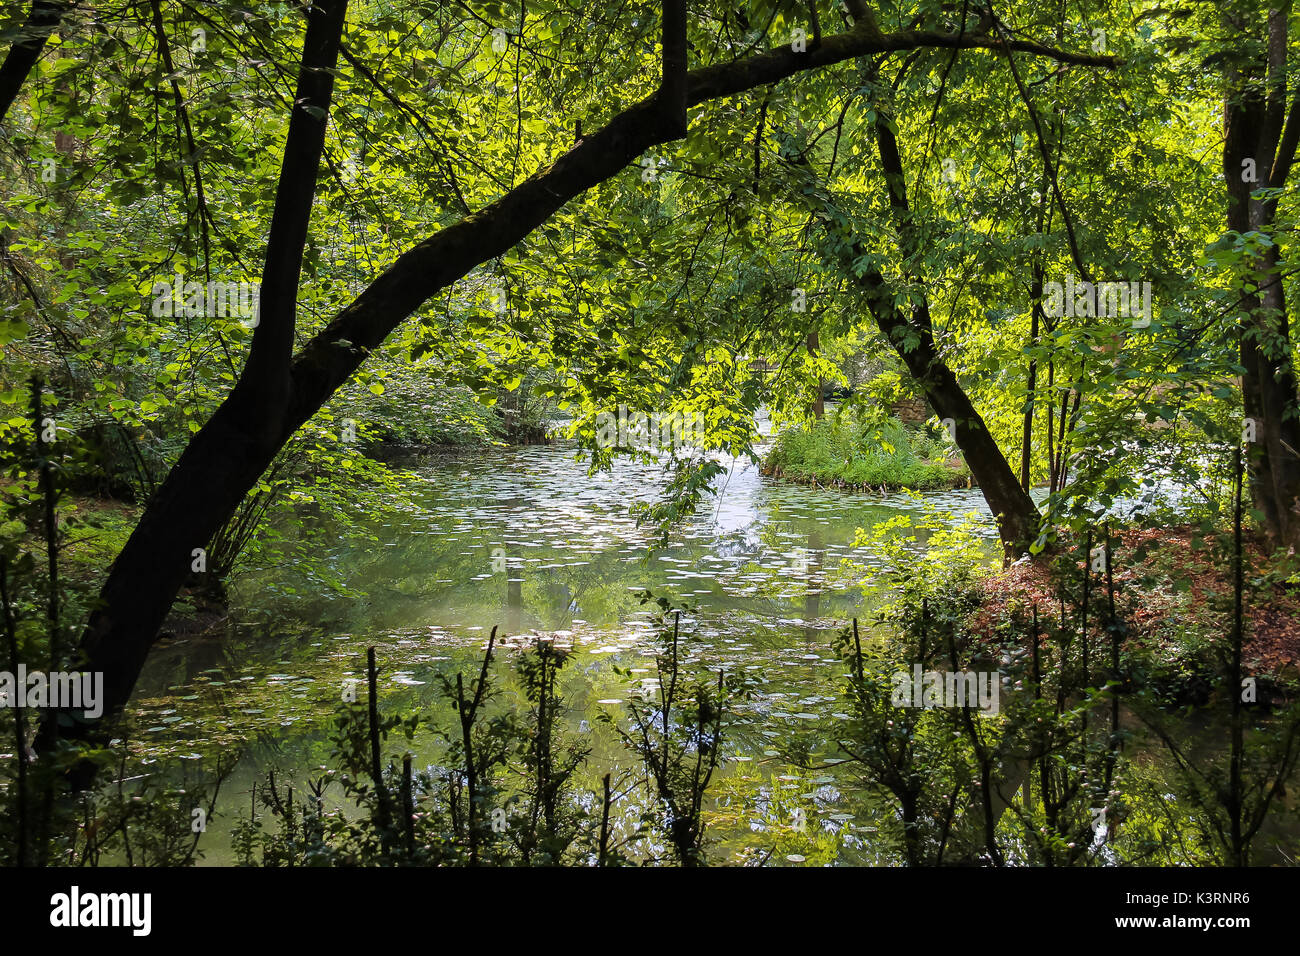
<box><xmin>763</xmin><ymin>411</ymin><xmax>967</xmax><ymax>491</ymax></box>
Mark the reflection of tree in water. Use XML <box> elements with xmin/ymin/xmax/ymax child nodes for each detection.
<box><xmin>804</xmin><ymin>525</ymin><xmax>824</xmax><ymax>646</ymax></box>
<box><xmin>520</xmin><ymin>551</ymin><xmax>653</xmax><ymax>632</ymax></box>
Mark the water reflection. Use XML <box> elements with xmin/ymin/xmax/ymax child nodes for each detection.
<box><xmin>132</xmin><ymin>441</ymin><xmax>1011</xmax><ymax>863</ymax></box>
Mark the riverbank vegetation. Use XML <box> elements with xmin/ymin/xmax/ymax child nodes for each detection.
<box><xmin>763</xmin><ymin>412</ymin><xmax>967</xmax><ymax>492</ymax></box>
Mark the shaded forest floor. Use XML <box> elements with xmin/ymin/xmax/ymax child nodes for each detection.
<box><xmin>970</xmin><ymin>526</ymin><xmax>1300</xmax><ymax>684</ymax></box>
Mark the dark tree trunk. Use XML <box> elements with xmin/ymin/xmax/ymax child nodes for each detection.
<box><xmin>49</xmin><ymin>0</ymin><xmax>354</xmax><ymax>751</ymax></box>
<box><xmin>1020</xmin><ymin>298</ymin><xmax>1039</xmax><ymax>493</ymax></box>
<box><xmin>62</xmin><ymin>403</ymin><xmax>285</xmax><ymax>745</ymax></box>
<box><xmin>876</xmin><ymin>295</ymin><xmax>1042</xmax><ymax>552</ymax></box>
<box><xmin>0</xmin><ymin>1</ymin><xmax>70</xmax><ymax>128</ymax></box>
<box><xmin>1222</xmin><ymin>4</ymin><xmax>1300</xmax><ymax>552</ymax></box>
<box><xmin>802</xmin><ymin>218</ymin><xmax>1041</xmax><ymax>552</ymax></box>
<box><xmin>807</xmin><ymin>330</ymin><xmax>825</xmax><ymax>418</ymax></box>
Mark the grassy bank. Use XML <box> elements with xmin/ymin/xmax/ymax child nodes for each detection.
<box><xmin>762</xmin><ymin>413</ymin><xmax>968</xmax><ymax>491</ymax></box>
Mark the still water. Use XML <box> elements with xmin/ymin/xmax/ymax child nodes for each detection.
<box><xmin>129</xmin><ymin>440</ymin><xmax>1010</xmax><ymax>864</ymax></box>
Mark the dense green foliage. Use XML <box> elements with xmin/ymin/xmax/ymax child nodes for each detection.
<box><xmin>764</xmin><ymin>411</ymin><xmax>965</xmax><ymax>490</ymax></box>
<box><xmin>0</xmin><ymin>0</ymin><xmax>1299</xmax><ymax>870</ymax></box>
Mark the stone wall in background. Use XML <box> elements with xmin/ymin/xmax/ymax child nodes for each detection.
<box><xmin>890</xmin><ymin>396</ymin><xmax>931</xmax><ymax>425</ymax></box>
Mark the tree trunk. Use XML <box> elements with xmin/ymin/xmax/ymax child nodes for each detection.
<box><xmin>807</xmin><ymin>330</ymin><xmax>825</xmax><ymax>419</ymax></box>
<box><xmin>1222</xmin><ymin>3</ymin><xmax>1300</xmax><ymax>552</ymax></box>
<box><xmin>878</xmin><ymin>296</ymin><xmax>1042</xmax><ymax>552</ymax></box>
<box><xmin>61</xmin><ymin>403</ymin><xmax>285</xmax><ymax>746</ymax></box>
<box><xmin>0</xmin><ymin>1</ymin><xmax>70</xmax><ymax>129</ymax></box>
<box><xmin>796</xmin><ymin>218</ymin><xmax>1042</xmax><ymax>555</ymax></box>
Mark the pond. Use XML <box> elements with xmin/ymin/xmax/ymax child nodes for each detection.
<box><xmin>123</xmin><ymin>438</ymin><xmax>1072</xmax><ymax>865</ymax></box>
